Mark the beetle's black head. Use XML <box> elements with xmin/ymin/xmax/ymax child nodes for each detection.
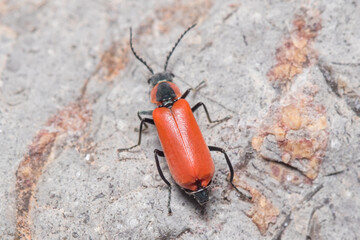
<box><xmin>184</xmin><ymin>181</ymin><xmax>211</xmax><ymax>205</ymax></box>
<box><xmin>192</xmin><ymin>188</ymin><xmax>209</xmax><ymax>205</ymax></box>
<box><xmin>148</xmin><ymin>72</ymin><xmax>174</xmax><ymax>87</ymax></box>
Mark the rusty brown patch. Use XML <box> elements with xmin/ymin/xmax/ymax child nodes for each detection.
<box><xmin>234</xmin><ymin>176</ymin><xmax>280</xmax><ymax>235</ymax></box>
<box><xmin>15</xmin><ymin>130</ymin><xmax>57</xmax><ymax>240</ymax></box>
<box><xmin>252</xmin><ymin>83</ymin><xmax>328</xmax><ymax>180</ymax></box>
<box><xmin>46</xmin><ymin>100</ymin><xmax>92</xmax><ymax>132</ymax></box>
<box><xmin>246</xmin><ymin>190</ymin><xmax>280</xmax><ymax>235</ymax></box>
<box><xmin>15</xmin><ymin>100</ymin><xmax>92</xmax><ymax>239</ymax></box>
<box><xmin>269</xmin><ymin>162</ymin><xmax>311</xmax><ymax>185</ymax></box>
<box><xmin>267</xmin><ymin>9</ymin><xmax>321</xmax><ymax>89</ymax></box>
<box><xmin>97</xmin><ymin>40</ymin><xmax>130</xmax><ymax>81</ymax></box>
<box><xmin>155</xmin><ymin>0</ymin><xmax>213</xmax><ymax>33</ymax></box>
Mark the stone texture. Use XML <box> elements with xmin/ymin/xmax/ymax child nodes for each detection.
<box><xmin>1</xmin><ymin>0</ymin><xmax>359</xmax><ymax>239</ymax></box>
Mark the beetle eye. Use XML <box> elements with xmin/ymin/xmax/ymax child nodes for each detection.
<box><xmin>147</xmin><ymin>78</ymin><xmax>151</xmax><ymax>84</ymax></box>
<box><xmin>170</xmin><ymin>73</ymin><xmax>175</xmax><ymax>78</ymax></box>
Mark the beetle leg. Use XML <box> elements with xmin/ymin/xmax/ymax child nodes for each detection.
<box><xmin>192</xmin><ymin>102</ymin><xmax>231</xmax><ymax>124</ymax></box>
<box><xmin>154</xmin><ymin>149</ymin><xmax>172</xmax><ymax>215</ymax></box>
<box><xmin>180</xmin><ymin>88</ymin><xmax>192</xmax><ymax>99</ymax></box>
<box><xmin>208</xmin><ymin>146</ymin><xmax>252</xmax><ymax>201</ymax></box>
<box><xmin>180</xmin><ymin>81</ymin><xmax>206</xmax><ymax>100</ymax></box>
<box><xmin>136</xmin><ymin>110</ymin><xmax>153</xmax><ymax>132</ymax></box>
<box><xmin>117</xmin><ymin>118</ymin><xmax>154</xmax><ymax>153</ymax></box>
<box><xmin>137</xmin><ymin>110</ymin><xmax>153</xmax><ymax>120</ymax></box>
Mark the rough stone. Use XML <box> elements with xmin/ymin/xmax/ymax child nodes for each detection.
<box><xmin>1</xmin><ymin>0</ymin><xmax>359</xmax><ymax>239</ymax></box>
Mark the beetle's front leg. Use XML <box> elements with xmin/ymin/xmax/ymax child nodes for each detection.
<box><xmin>180</xmin><ymin>80</ymin><xmax>206</xmax><ymax>100</ymax></box>
<box><xmin>117</xmin><ymin>118</ymin><xmax>154</xmax><ymax>154</ymax></box>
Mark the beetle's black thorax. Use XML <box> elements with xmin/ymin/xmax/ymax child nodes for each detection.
<box><xmin>155</xmin><ymin>82</ymin><xmax>177</xmax><ymax>107</ymax></box>
<box><xmin>149</xmin><ymin>71</ymin><xmax>179</xmax><ymax>107</ymax></box>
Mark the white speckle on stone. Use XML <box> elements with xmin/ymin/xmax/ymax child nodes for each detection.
<box><xmin>252</xmin><ymin>12</ymin><xmax>262</xmax><ymax>21</ymax></box>
<box><xmin>345</xmin><ymin>191</ymin><xmax>352</xmax><ymax>198</ymax></box>
<box><xmin>286</xmin><ymin>175</ymin><xmax>293</xmax><ymax>182</ymax></box>
<box><xmin>129</xmin><ymin>218</ymin><xmax>139</xmax><ymax>228</ymax></box>
<box><xmin>330</xmin><ymin>138</ymin><xmax>341</xmax><ymax>150</ymax></box>
<box><xmin>94</xmin><ymin>226</ymin><xmax>102</xmax><ymax>233</ymax></box>
<box><xmin>85</xmin><ymin>153</ymin><xmax>95</xmax><ymax>163</ymax></box>
<box><xmin>48</xmin><ymin>49</ymin><xmax>55</xmax><ymax>56</ymax></box>
<box><xmin>143</xmin><ymin>174</ymin><xmax>152</xmax><ymax>184</ymax></box>
<box><xmin>117</xmin><ymin>119</ymin><xmax>128</xmax><ymax>131</ymax></box>
<box><xmin>84</xmin><ymin>60</ymin><xmax>93</xmax><ymax>70</ymax></box>
<box><xmin>116</xmin><ymin>223</ymin><xmax>123</xmax><ymax>230</ymax></box>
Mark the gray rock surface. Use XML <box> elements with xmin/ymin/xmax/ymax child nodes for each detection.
<box><xmin>1</xmin><ymin>0</ymin><xmax>359</xmax><ymax>239</ymax></box>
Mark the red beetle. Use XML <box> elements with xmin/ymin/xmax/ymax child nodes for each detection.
<box><xmin>118</xmin><ymin>24</ymin><xmax>250</xmax><ymax>214</ymax></box>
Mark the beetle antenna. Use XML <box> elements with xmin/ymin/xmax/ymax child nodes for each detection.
<box><xmin>130</xmin><ymin>27</ymin><xmax>154</xmax><ymax>74</ymax></box>
<box><xmin>164</xmin><ymin>23</ymin><xmax>197</xmax><ymax>71</ymax></box>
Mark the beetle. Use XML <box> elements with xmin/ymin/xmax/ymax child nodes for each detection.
<box><xmin>118</xmin><ymin>24</ymin><xmax>251</xmax><ymax>214</ymax></box>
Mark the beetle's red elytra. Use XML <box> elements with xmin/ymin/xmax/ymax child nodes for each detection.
<box><xmin>153</xmin><ymin>99</ymin><xmax>215</xmax><ymax>191</ymax></box>
<box><xmin>118</xmin><ymin>24</ymin><xmax>251</xmax><ymax>214</ymax></box>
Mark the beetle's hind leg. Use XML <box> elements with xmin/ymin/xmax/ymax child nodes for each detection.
<box><xmin>154</xmin><ymin>149</ymin><xmax>172</xmax><ymax>215</ymax></box>
<box><xmin>208</xmin><ymin>146</ymin><xmax>252</xmax><ymax>201</ymax></box>
<box><xmin>192</xmin><ymin>102</ymin><xmax>231</xmax><ymax>124</ymax></box>
<box><xmin>117</xmin><ymin>118</ymin><xmax>154</xmax><ymax>156</ymax></box>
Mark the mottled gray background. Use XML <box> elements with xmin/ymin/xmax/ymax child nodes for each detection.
<box><xmin>1</xmin><ymin>0</ymin><xmax>359</xmax><ymax>239</ymax></box>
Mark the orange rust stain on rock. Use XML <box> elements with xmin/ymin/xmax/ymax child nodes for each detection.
<box><xmin>267</xmin><ymin>9</ymin><xmax>321</xmax><ymax>89</ymax></box>
<box><xmin>155</xmin><ymin>0</ymin><xmax>213</xmax><ymax>33</ymax></box>
<box><xmin>46</xmin><ymin>100</ymin><xmax>92</xmax><ymax>132</ymax></box>
<box><xmin>252</xmin><ymin>84</ymin><xmax>328</xmax><ymax>180</ymax></box>
<box><xmin>270</xmin><ymin>162</ymin><xmax>311</xmax><ymax>185</ymax></box>
<box><xmin>15</xmin><ymin>100</ymin><xmax>92</xmax><ymax>239</ymax></box>
<box><xmin>281</xmin><ymin>104</ymin><xmax>302</xmax><ymax>130</ymax></box>
<box><xmin>234</xmin><ymin>176</ymin><xmax>279</xmax><ymax>235</ymax></box>
<box><xmin>15</xmin><ymin>130</ymin><xmax>57</xmax><ymax>240</ymax></box>
<box><xmin>246</xmin><ymin>190</ymin><xmax>280</xmax><ymax>235</ymax></box>
<box><xmin>251</xmin><ymin>135</ymin><xmax>264</xmax><ymax>152</ymax></box>
<box><xmin>97</xmin><ymin>40</ymin><xmax>129</xmax><ymax>81</ymax></box>
<box><xmin>283</xmin><ymin>138</ymin><xmax>314</xmax><ymax>159</ymax></box>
